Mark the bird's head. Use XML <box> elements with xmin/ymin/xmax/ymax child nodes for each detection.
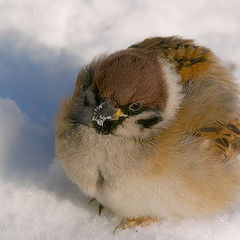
<box><xmin>70</xmin><ymin>49</ymin><xmax>182</xmax><ymax>139</ymax></box>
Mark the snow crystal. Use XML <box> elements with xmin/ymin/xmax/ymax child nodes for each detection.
<box><xmin>92</xmin><ymin>101</ymin><xmax>113</xmax><ymax>126</ymax></box>
<box><xmin>92</xmin><ymin>114</ymin><xmax>112</xmax><ymax>126</ymax></box>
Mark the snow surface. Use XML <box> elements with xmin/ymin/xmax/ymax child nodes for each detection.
<box><xmin>0</xmin><ymin>0</ymin><xmax>240</xmax><ymax>239</ymax></box>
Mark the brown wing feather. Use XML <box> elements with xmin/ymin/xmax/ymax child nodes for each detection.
<box><xmin>129</xmin><ymin>36</ymin><xmax>214</xmax><ymax>83</ymax></box>
<box><xmin>194</xmin><ymin>117</ymin><xmax>240</xmax><ymax>161</ymax></box>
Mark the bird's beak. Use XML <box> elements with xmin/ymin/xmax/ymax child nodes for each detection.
<box><xmin>92</xmin><ymin>100</ymin><xmax>127</xmax><ymax>126</ymax></box>
<box><xmin>112</xmin><ymin>108</ymin><xmax>128</xmax><ymax>120</ymax></box>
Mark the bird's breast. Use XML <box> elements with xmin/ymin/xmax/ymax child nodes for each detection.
<box><xmin>59</xmin><ymin>125</ymin><xmax>153</xmax><ymax>197</ymax></box>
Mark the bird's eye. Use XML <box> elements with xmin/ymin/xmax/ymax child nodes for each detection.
<box><xmin>129</xmin><ymin>102</ymin><xmax>142</xmax><ymax>112</ymax></box>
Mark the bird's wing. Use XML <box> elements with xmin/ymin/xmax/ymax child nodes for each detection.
<box><xmin>129</xmin><ymin>36</ymin><xmax>214</xmax><ymax>83</ymax></box>
<box><xmin>193</xmin><ymin>117</ymin><xmax>240</xmax><ymax>161</ymax></box>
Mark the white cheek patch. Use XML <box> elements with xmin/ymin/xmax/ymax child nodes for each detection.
<box><xmin>115</xmin><ymin>111</ymin><xmax>161</xmax><ymax>138</ymax></box>
<box><xmin>115</xmin><ymin>59</ymin><xmax>183</xmax><ymax>138</ymax></box>
<box><xmin>160</xmin><ymin>59</ymin><xmax>183</xmax><ymax>126</ymax></box>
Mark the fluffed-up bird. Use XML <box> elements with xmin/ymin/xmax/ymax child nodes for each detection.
<box><xmin>55</xmin><ymin>36</ymin><xmax>240</xmax><ymax>228</ymax></box>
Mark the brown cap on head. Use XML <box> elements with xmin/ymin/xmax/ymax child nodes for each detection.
<box><xmin>92</xmin><ymin>49</ymin><xmax>168</xmax><ymax>109</ymax></box>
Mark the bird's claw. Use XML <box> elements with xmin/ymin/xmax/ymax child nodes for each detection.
<box><xmin>88</xmin><ymin>198</ymin><xmax>104</xmax><ymax>216</ymax></box>
<box><xmin>98</xmin><ymin>204</ymin><xmax>104</xmax><ymax>216</ymax></box>
<box><xmin>113</xmin><ymin>217</ymin><xmax>158</xmax><ymax>234</ymax></box>
<box><xmin>88</xmin><ymin>198</ymin><xmax>96</xmax><ymax>205</ymax></box>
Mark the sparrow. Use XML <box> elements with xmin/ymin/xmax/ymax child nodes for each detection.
<box><xmin>55</xmin><ymin>36</ymin><xmax>240</xmax><ymax>229</ymax></box>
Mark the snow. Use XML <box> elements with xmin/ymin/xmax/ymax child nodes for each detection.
<box><xmin>0</xmin><ymin>0</ymin><xmax>240</xmax><ymax>239</ymax></box>
<box><xmin>92</xmin><ymin>100</ymin><xmax>113</xmax><ymax>126</ymax></box>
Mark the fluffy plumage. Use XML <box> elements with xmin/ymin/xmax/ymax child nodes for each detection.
<box><xmin>55</xmin><ymin>36</ymin><xmax>240</xmax><ymax>228</ymax></box>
